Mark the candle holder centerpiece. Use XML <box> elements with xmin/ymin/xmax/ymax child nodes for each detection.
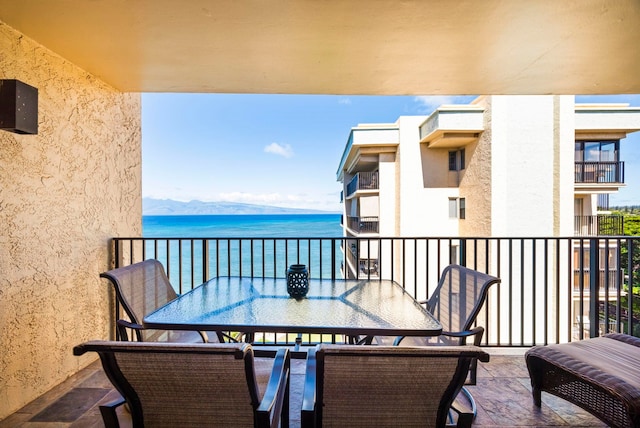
<box><xmin>286</xmin><ymin>264</ymin><xmax>309</xmax><ymax>299</ymax></box>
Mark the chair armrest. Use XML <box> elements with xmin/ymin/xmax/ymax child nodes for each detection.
<box><xmin>256</xmin><ymin>348</ymin><xmax>290</xmax><ymax>428</ymax></box>
<box><xmin>301</xmin><ymin>347</ymin><xmax>317</xmax><ymax>428</ymax></box>
<box><xmin>116</xmin><ymin>319</ymin><xmax>145</xmax><ymax>341</ymax></box>
<box><xmin>99</xmin><ymin>396</ymin><xmax>126</xmax><ymax>428</ymax></box>
<box><xmin>116</xmin><ymin>319</ymin><xmax>143</xmax><ymax>330</ymax></box>
<box><xmin>441</xmin><ymin>326</ymin><xmax>485</xmax><ymax>346</ymax></box>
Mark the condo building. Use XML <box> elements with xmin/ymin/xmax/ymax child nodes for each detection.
<box><xmin>337</xmin><ymin>95</ymin><xmax>640</xmax><ymax>341</ymax></box>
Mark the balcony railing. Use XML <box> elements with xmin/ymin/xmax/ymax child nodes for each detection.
<box><xmin>574</xmin><ymin>215</ymin><xmax>624</xmax><ymax>236</ymax></box>
<box><xmin>575</xmin><ymin>161</ymin><xmax>624</xmax><ymax>183</ymax></box>
<box><xmin>345</xmin><ymin>171</ymin><xmax>379</xmax><ymax>197</ymax></box>
<box><xmin>346</xmin><ymin>216</ymin><xmax>379</xmax><ymax>233</ymax></box>
<box><xmin>573</xmin><ymin>269</ymin><xmax>620</xmax><ymax>294</ymax></box>
<box><xmin>343</xmin><ymin>240</ymin><xmax>379</xmax><ymax>279</ymax></box>
<box><xmin>110</xmin><ymin>236</ymin><xmax>640</xmax><ymax>348</ymax></box>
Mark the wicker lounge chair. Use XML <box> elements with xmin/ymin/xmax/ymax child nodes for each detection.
<box><xmin>101</xmin><ymin>259</ymin><xmax>232</xmax><ymax>343</ymax></box>
<box><xmin>526</xmin><ymin>333</ymin><xmax>640</xmax><ymax>428</ymax></box>
<box><xmin>73</xmin><ymin>341</ymin><xmax>290</xmax><ymax>428</ymax></box>
<box><xmin>301</xmin><ymin>344</ymin><xmax>490</xmax><ymax>428</ymax></box>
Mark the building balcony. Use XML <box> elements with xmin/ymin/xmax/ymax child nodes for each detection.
<box><xmin>573</xmin><ymin>269</ymin><xmax>622</xmax><ymax>296</ymax></box>
<box><xmin>574</xmin><ymin>215</ymin><xmax>624</xmax><ymax>236</ymax></box>
<box><xmin>4</xmin><ymin>234</ymin><xmax>640</xmax><ymax>427</ymax></box>
<box><xmin>575</xmin><ymin>161</ymin><xmax>625</xmax><ymax>184</ymax></box>
<box><xmin>345</xmin><ymin>171</ymin><xmax>379</xmax><ymax>198</ymax></box>
<box><xmin>346</xmin><ymin>215</ymin><xmax>379</xmax><ymax>234</ymax></box>
<box><xmin>419</xmin><ymin>104</ymin><xmax>484</xmax><ymax>148</ymax></box>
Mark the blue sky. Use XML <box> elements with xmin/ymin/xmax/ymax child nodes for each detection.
<box><xmin>142</xmin><ymin>94</ymin><xmax>640</xmax><ymax>213</ymax></box>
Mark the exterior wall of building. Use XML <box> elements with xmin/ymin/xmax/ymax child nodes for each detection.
<box><xmin>378</xmin><ymin>152</ymin><xmax>397</xmax><ymax>236</ymax></box>
<box><xmin>487</xmin><ymin>95</ymin><xmax>575</xmax><ymax>237</ymax></box>
<box><xmin>0</xmin><ymin>22</ymin><xmax>142</xmax><ymax>419</ymax></box>
<box><xmin>397</xmin><ymin>116</ymin><xmax>459</xmax><ymax>237</ymax></box>
<box><xmin>458</xmin><ymin>98</ymin><xmax>491</xmax><ymax>236</ymax></box>
<box><xmin>556</xmin><ymin>96</ymin><xmax>577</xmax><ymax>236</ymax></box>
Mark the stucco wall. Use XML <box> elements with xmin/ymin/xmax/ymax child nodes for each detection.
<box><xmin>458</xmin><ymin>97</ymin><xmax>492</xmax><ymax>237</ymax></box>
<box><xmin>397</xmin><ymin>116</ymin><xmax>459</xmax><ymax>237</ymax></box>
<box><xmin>0</xmin><ymin>22</ymin><xmax>142</xmax><ymax>419</ymax></box>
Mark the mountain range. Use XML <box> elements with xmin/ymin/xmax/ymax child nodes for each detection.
<box><xmin>142</xmin><ymin>198</ymin><xmax>336</xmax><ymax>215</ymax></box>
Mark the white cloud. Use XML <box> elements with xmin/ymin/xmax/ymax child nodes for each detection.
<box><xmin>219</xmin><ymin>192</ymin><xmax>284</xmax><ymax>204</ymax></box>
<box><xmin>338</xmin><ymin>97</ymin><xmax>352</xmax><ymax>105</ymax></box>
<box><xmin>217</xmin><ymin>191</ymin><xmax>341</xmax><ymax>212</ymax></box>
<box><xmin>264</xmin><ymin>142</ymin><xmax>294</xmax><ymax>158</ymax></box>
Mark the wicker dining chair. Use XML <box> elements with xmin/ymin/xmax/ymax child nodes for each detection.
<box><xmin>101</xmin><ymin>259</ymin><xmax>235</xmax><ymax>343</ymax></box>
<box><xmin>301</xmin><ymin>344</ymin><xmax>489</xmax><ymax>428</ymax></box>
<box><xmin>73</xmin><ymin>341</ymin><xmax>290</xmax><ymax>428</ymax></box>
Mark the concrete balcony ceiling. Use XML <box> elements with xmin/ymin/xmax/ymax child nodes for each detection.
<box><xmin>0</xmin><ymin>0</ymin><xmax>639</xmax><ymax>95</ymax></box>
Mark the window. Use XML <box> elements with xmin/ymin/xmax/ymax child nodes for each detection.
<box><xmin>448</xmin><ymin>198</ymin><xmax>458</xmax><ymax>218</ymax></box>
<box><xmin>448</xmin><ymin>149</ymin><xmax>465</xmax><ymax>171</ymax></box>
<box><xmin>575</xmin><ymin>140</ymin><xmax>619</xmax><ymax>162</ymax></box>
<box><xmin>448</xmin><ymin>151</ymin><xmax>457</xmax><ymax>171</ymax></box>
<box><xmin>449</xmin><ymin>197</ymin><xmax>466</xmax><ymax>219</ymax></box>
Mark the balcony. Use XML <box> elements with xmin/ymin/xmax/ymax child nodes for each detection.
<box><xmin>573</xmin><ymin>268</ymin><xmax>621</xmax><ymax>295</ymax></box>
<box><xmin>5</xmin><ymin>234</ymin><xmax>640</xmax><ymax>427</ymax></box>
<box><xmin>575</xmin><ymin>161</ymin><xmax>624</xmax><ymax>183</ymax></box>
<box><xmin>345</xmin><ymin>171</ymin><xmax>379</xmax><ymax>198</ymax></box>
<box><xmin>574</xmin><ymin>214</ymin><xmax>624</xmax><ymax>236</ymax></box>
<box><xmin>346</xmin><ymin>215</ymin><xmax>379</xmax><ymax>233</ymax></box>
<box><xmin>418</xmin><ymin>104</ymin><xmax>484</xmax><ymax>148</ymax></box>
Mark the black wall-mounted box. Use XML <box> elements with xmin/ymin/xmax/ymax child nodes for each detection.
<box><xmin>0</xmin><ymin>79</ymin><xmax>38</xmax><ymax>135</ymax></box>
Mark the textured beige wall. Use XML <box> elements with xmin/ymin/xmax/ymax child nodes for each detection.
<box><xmin>458</xmin><ymin>96</ymin><xmax>492</xmax><ymax>237</ymax></box>
<box><xmin>0</xmin><ymin>22</ymin><xmax>142</xmax><ymax>419</ymax></box>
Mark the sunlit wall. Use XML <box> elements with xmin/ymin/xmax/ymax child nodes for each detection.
<box><xmin>0</xmin><ymin>21</ymin><xmax>142</xmax><ymax>419</ymax></box>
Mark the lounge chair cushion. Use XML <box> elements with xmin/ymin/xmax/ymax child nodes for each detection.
<box><xmin>526</xmin><ymin>333</ymin><xmax>640</xmax><ymax>428</ymax></box>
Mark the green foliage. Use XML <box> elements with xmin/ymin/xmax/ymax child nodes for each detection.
<box><xmin>624</xmin><ymin>216</ymin><xmax>640</xmax><ymax>236</ymax></box>
<box><xmin>612</xmin><ymin>205</ymin><xmax>640</xmax><ymax>215</ymax></box>
<box><xmin>612</xmin><ymin>209</ymin><xmax>640</xmax><ymax>295</ymax></box>
<box><xmin>599</xmin><ymin>207</ymin><xmax>640</xmax><ymax>334</ymax></box>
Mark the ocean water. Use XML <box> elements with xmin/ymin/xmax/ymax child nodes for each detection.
<box><xmin>142</xmin><ymin>214</ymin><xmax>343</xmax><ymax>238</ymax></box>
<box><xmin>141</xmin><ymin>214</ymin><xmax>344</xmax><ymax>286</ymax></box>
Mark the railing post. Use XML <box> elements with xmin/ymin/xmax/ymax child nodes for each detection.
<box><xmin>589</xmin><ymin>238</ymin><xmax>599</xmax><ymax>338</ymax></box>
<box><xmin>203</xmin><ymin>239</ymin><xmax>209</xmax><ymax>283</ymax></box>
<box><xmin>459</xmin><ymin>239</ymin><xmax>467</xmax><ymax>266</ymax></box>
<box><xmin>331</xmin><ymin>238</ymin><xmax>336</xmax><ymax>281</ymax></box>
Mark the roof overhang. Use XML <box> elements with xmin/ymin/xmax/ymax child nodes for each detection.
<box><xmin>575</xmin><ymin>104</ymin><xmax>640</xmax><ymax>138</ymax></box>
<box><xmin>1</xmin><ymin>1</ymin><xmax>639</xmax><ymax>95</ymax></box>
<box><xmin>337</xmin><ymin>124</ymin><xmax>399</xmax><ymax>181</ymax></box>
<box><xmin>419</xmin><ymin>105</ymin><xmax>484</xmax><ymax>148</ymax></box>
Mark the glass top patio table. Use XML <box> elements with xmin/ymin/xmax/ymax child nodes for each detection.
<box><xmin>143</xmin><ymin>277</ymin><xmax>442</xmax><ymax>338</ymax></box>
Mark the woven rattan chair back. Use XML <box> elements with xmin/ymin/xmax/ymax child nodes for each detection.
<box><xmin>426</xmin><ymin>264</ymin><xmax>500</xmax><ymax>345</ymax></box>
<box><xmin>101</xmin><ymin>259</ymin><xmax>204</xmax><ymax>342</ymax></box>
<box><xmin>302</xmin><ymin>344</ymin><xmax>489</xmax><ymax>428</ymax></box>
<box><xmin>74</xmin><ymin>341</ymin><xmax>290</xmax><ymax>428</ymax></box>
